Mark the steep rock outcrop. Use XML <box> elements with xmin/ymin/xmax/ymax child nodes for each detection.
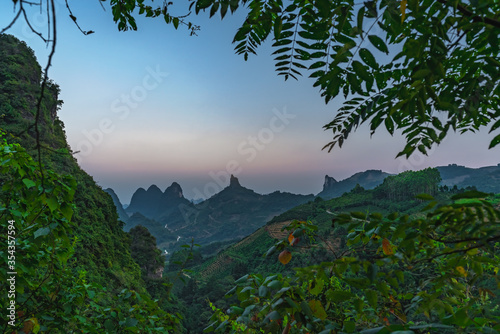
<box><xmin>317</xmin><ymin>170</ymin><xmax>390</xmax><ymax>199</ymax></box>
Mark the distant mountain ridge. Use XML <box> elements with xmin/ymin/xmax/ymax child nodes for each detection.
<box><xmin>107</xmin><ymin>163</ymin><xmax>500</xmax><ymax>255</ymax></box>
<box><xmin>119</xmin><ymin>175</ymin><xmax>314</xmax><ymax>253</ymax></box>
<box><xmin>437</xmin><ymin>163</ymin><xmax>500</xmax><ymax>193</ymax></box>
<box><xmin>317</xmin><ymin>170</ymin><xmax>391</xmax><ymax>199</ymax></box>
<box><xmin>125</xmin><ymin>182</ymin><xmax>194</xmax><ymax>231</ymax></box>
<box><xmin>104</xmin><ymin>188</ymin><xmax>129</xmax><ymax>222</ymax></box>
<box><xmin>181</xmin><ymin>175</ymin><xmax>315</xmax><ymax>245</ymax></box>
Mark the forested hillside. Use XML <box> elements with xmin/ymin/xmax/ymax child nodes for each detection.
<box><xmin>115</xmin><ymin>166</ymin><xmax>499</xmax><ymax>260</ymax></box>
<box><xmin>104</xmin><ymin>188</ymin><xmax>129</xmax><ymax>222</ymax></box>
<box><xmin>166</xmin><ymin>169</ymin><xmax>500</xmax><ymax>333</ymax></box>
<box><xmin>0</xmin><ymin>34</ymin><xmax>179</xmax><ymax>333</ymax></box>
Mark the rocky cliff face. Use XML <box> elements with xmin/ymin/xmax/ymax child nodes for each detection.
<box><xmin>317</xmin><ymin>170</ymin><xmax>391</xmax><ymax>199</ymax></box>
<box><xmin>229</xmin><ymin>174</ymin><xmax>242</xmax><ymax>187</ymax></box>
<box><xmin>323</xmin><ymin>175</ymin><xmax>337</xmax><ymax>190</ymax></box>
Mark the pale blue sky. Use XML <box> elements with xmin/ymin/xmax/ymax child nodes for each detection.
<box><xmin>1</xmin><ymin>1</ymin><xmax>499</xmax><ymax>203</ymax></box>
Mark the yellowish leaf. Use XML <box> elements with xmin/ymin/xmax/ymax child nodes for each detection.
<box><xmin>23</xmin><ymin>318</ymin><xmax>40</xmax><ymax>334</ymax></box>
<box><xmin>456</xmin><ymin>266</ymin><xmax>467</xmax><ymax>277</ymax></box>
<box><xmin>278</xmin><ymin>250</ymin><xmax>292</xmax><ymax>265</ymax></box>
<box><xmin>382</xmin><ymin>238</ymin><xmax>394</xmax><ymax>255</ymax></box>
<box><xmin>288</xmin><ymin>233</ymin><xmax>294</xmax><ymax>245</ymax></box>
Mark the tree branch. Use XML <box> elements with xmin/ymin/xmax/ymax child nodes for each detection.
<box><xmin>1</xmin><ymin>8</ymin><xmax>22</xmax><ymax>34</ymax></box>
<box><xmin>33</xmin><ymin>0</ymin><xmax>56</xmax><ymax>188</ymax></box>
<box><xmin>436</xmin><ymin>0</ymin><xmax>500</xmax><ymax>29</ymax></box>
<box><xmin>418</xmin><ymin>234</ymin><xmax>500</xmax><ymax>263</ymax></box>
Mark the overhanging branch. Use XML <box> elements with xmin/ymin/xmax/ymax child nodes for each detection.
<box><xmin>436</xmin><ymin>0</ymin><xmax>500</xmax><ymax>29</ymax></box>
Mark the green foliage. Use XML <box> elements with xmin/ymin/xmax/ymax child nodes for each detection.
<box><xmin>210</xmin><ymin>0</ymin><xmax>500</xmax><ymax>156</ymax></box>
<box><xmin>107</xmin><ymin>0</ymin><xmax>200</xmax><ymax>34</ymax></box>
<box><xmin>0</xmin><ymin>34</ymin><xmax>66</xmax><ymax>155</ymax></box>
<box><xmin>0</xmin><ymin>135</ymin><xmax>179</xmax><ymax>332</ymax></box>
<box><xmin>207</xmin><ymin>192</ymin><xmax>500</xmax><ymax>333</ymax></box>
<box><xmin>0</xmin><ymin>133</ymin><xmax>76</xmax><ymax>331</ymax></box>
<box><xmin>374</xmin><ymin>168</ymin><xmax>441</xmax><ymax>201</ymax></box>
<box><xmin>350</xmin><ymin>184</ymin><xmax>365</xmax><ymax>194</ymax></box>
<box><xmin>129</xmin><ymin>225</ymin><xmax>166</xmax><ymax>278</ymax></box>
<box><xmin>168</xmin><ymin>248</ymin><xmax>203</xmax><ymax>272</ymax></box>
<box><xmin>5</xmin><ymin>3</ymin><xmax>500</xmax><ymax>333</ymax></box>
<box><xmin>0</xmin><ymin>33</ymin><xmax>147</xmax><ymax>297</ymax></box>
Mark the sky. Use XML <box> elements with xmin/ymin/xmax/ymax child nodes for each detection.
<box><xmin>1</xmin><ymin>1</ymin><xmax>499</xmax><ymax>204</ymax></box>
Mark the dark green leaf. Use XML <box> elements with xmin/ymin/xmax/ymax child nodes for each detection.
<box><xmin>357</xmin><ymin>6</ymin><xmax>365</xmax><ymax>32</ymax></box>
<box><xmin>451</xmin><ymin>191</ymin><xmax>489</xmax><ymax>200</ymax></box>
<box><xmin>265</xmin><ymin>310</ymin><xmax>281</xmax><ymax>321</ymax></box>
<box><xmin>368</xmin><ymin>35</ymin><xmax>388</xmax><ymax>54</ymax></box>
<box><xmin>34</xmin><ymin>227</ymin><xmax>51</xmax><ymax>239</ymax></box>
<box><xmin>274</xmin><ymin>16</ymin><xmax>283</xmax><ymax>40</ymax></box>
<box><xmin>359</xmin><ymin>48</ymin><xmax>378</xmax><ymax>69</ymax></box>
<box><xmin>365</xmin><ymin>289</ymin><xmax>377</xmax><ymax>308</ymax></box>
<box><xmin>104</xmin><ymin>319</ymin><xmax>115</xmax><ymax>332</ymax></box>
<box><xmin>415</xmin><ymin>193</ymin><xmax>434</xmax><ymax>200</ymax></box>
<box><xmin>259</xmin><ymin>285</ymin><xmax>268</xmax><ymax>297</ymax></box>
<box><xmin>489</xmin><ymin>134</ymin><xmax>500</xmax><ymax>149</ymax></box>
<box><xmin>352</xmin><ymin>61</ymin><xmax>371</xmax><ymax>82</ymax></box>
<box><xmin>326</xmin><ymin>290</ymin><xmax>354</xmax><ymax>302</ymax></box>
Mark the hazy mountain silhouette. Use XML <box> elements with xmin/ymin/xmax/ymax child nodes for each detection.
<box><xmin>317</xmin><ymin>170</ymin><xmax>391</xmax><ymax>199</ymax></box>
<box><xmin>437</xmin><ymin>163</ymin><xmax>500</xmax><ymax>193</ymax></box>
<box><xmin>122</xmin><ymin>175</ymin><xmax>313</xmax><ymax>252</ymax></box>
<box><xmin>104</xmin><ymin>188</ymin><xmax>129</xmax><ymax>222</ymax></box>
<box><xmin>114</xmin><ymin>164</ymin><xmax>500</xmax><ymax>254</ymax></box>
